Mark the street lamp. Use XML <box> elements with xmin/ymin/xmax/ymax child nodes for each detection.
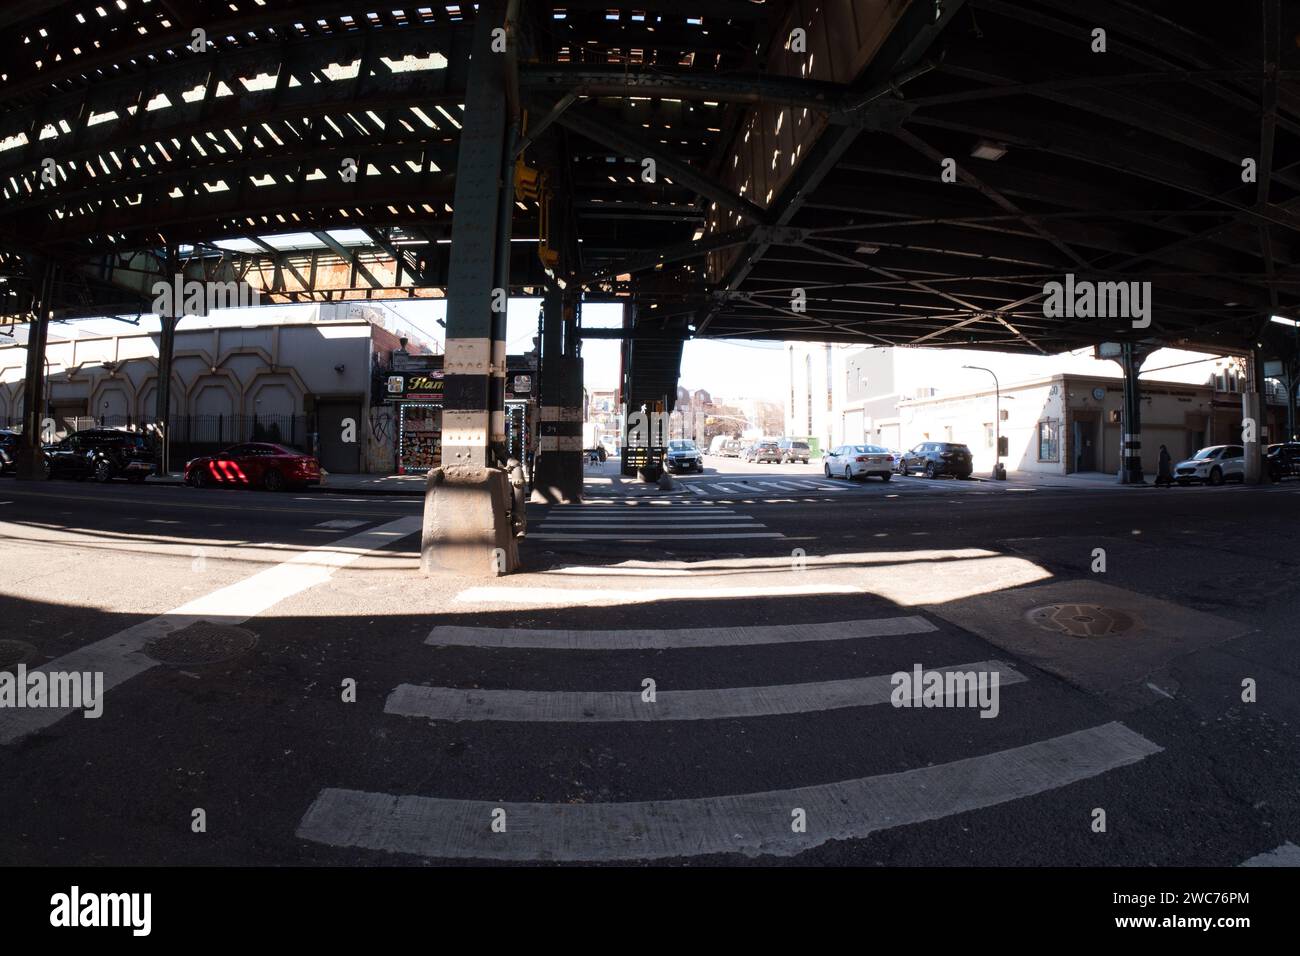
<box><xmin>963</xmin><ymin>365</ymin><xmax>1006</xmax><ymax>480</ymax></box>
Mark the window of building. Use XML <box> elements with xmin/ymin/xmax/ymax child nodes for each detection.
<box><xmin>984</xmin><ymin>423</ymin><xmax>994</xmax><ymax>449</ymax></box>
<box><xmin>1038</xmin><ymin>420</ymin><xmax>1060</xmax><ymax>462</ymax></box>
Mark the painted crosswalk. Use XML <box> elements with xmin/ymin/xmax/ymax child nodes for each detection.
<box><xmin>297</xmin><ymin>722</ymin><xmax>1160</xmax><ymax>862</ymax></box>
<box><xmin>296</xmin><ymin>613</ymin><xmax>1165</xmax><ymax>863</ymax></box>
<box><xmin>687</xmin><ymin>477</ymin><xmax>851</xmax><ymax>497</ymax></box>
<box><xmin>528</xmin><ymin>501</ymin><xmax>783</xmax><ymax>541</ymax></box>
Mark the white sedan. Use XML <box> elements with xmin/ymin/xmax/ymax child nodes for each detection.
<box><xmin>824</xmin><ymin>444</ymin><xmax>894</xmax><ymax>481</ymax></box>
<box><xmin>1173</xmin><ymin>444</ymin><xmax>1245</xmax><ymax>485</ymax></box>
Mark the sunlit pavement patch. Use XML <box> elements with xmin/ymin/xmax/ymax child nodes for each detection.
<box><xmin>296</xmin><ymin>722</ymin><xmax>1161</xmax><ymax>862</ymax></box>
<box><xmin>926</xmin><ymin>580</ymin><xmax>1249</xmax><ymax>703</ymax></box>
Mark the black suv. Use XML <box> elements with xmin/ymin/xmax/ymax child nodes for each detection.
<box><xmin>1266</xmin><ymin>442</ymin><xmax>1300</xmax><ymax>482</ymax></box>
<box><xmin>43</xmin><ymin>428</ymin><xmax>156</xmax><ymax>483</ymax></box>
<box><xmin>899</xmin><ymin>441</ymin><xmax>974</xmax><ymax>478</ymax></box>
<box><xmin>0</xmin><ymin>429</ymin><xmax>18</xmax><ymax>475</ymax></box>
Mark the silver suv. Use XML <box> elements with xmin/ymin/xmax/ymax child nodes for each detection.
<box><xmin>776</xmin><ymin>438</ymin><xmax>811</xmax><ymax>464</ymax></box>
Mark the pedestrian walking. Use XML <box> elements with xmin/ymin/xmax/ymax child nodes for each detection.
<box><xmin>1156</xmin><ymin>444</ymin><xmax>1173</xmax><ymax>487</ymax></box>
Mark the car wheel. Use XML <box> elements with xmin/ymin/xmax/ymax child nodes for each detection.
<box><xmin>1209</xmin><ymin>466</ymin><xmax>1224</xmax><ymax>486</ymax></box>
<box><xmin>263</xmin><ymin>469</ymin><xmax>286</xmax><ymax>492</ymax></box>
<box><xmin>844</xmin><ymin>466</ymin><xmax>853</xmax><ymax>481</ymax></box>
<box><xmin>925</xmin><ymin>462</ymin><xmax>937</xmax><ymax>479</ymax></box>
<box><xmin>881</xmin><ymin>472</ymin><xmax>891</xmax><ymax>482</ymax></box>
<box><xmin>42</xmin><ymin>459</ymin><xmax>51</xmax><ymax>480</ymax></box>
<box><xmin>93</xmin><ymin>459</ymin><xmax>114</xmax><ymax>482</ymax></box>
<box><xmin>824</xmin><ymin>464</ymin><xmax>831</xmax><ymax>478</ymax></box>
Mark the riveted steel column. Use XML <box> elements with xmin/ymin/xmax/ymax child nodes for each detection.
<box><xmin>1119</xmin><ymin>342</ymin><xmax>1145</xmax><ymax>484</ymax></box>
<box><xmin>422</xmin><ymin>0</ymin><xmax>518</xmax><ymax>576</ymax></box>
<box><xmin>16</xmin><ymin>262</ymin><xmax>53</xmax><ymax>480</ymax></box>
<box><xmin>531</xmin><ymin>288</ymin><xmax>583</xmax><ymax>502</ymax></box>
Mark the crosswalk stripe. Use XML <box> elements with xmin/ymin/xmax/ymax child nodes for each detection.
<box><xmin>533</xmin><ymin>514</ymin><xmax>752</xmax><ymax>522</ymax></box>
<box><xmin>1240</xmin><ymin>842</ymin><xmax>1300</xmax><ymax>866</ymax></box>
<box><xmin>426</xmin><ymin>615</ymin><xmax>937</xmax><ymax>649</ymax></box>
<box><xmin>537</xmin><ymin>524</ymin><xmax>764</xmax><ymax>531</ymax></box>
<box><xmin>451</xmin><ymin>583</ymin><xmax>861</xmax><ymax>605</ymax></box>
<box><xmin>296</xmin><ymin>721</ymin><xmax>1161</xmax><ymax>862</ymax></box>
<box><xmin>385</xmin><ymin>661</ymin><xmax>1024</xmax><ymax>722</ymax></box>
<box><xmin>528</xmin><ymin>532</ymin><xmax>784</xmax><ymax>540</ymax></box>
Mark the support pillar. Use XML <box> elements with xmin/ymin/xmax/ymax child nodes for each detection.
<box><xmin>16</xmin><ymin>264</ymin><xmax>52</xmax><ymax>480</ymax></box>
<box><xmin>531</xmin><ymin>289</ymin><xmax>583</xmax><ymax>502</ymax></box>
<box><xmin>155</xmin><ymin>251</ymin><xmax>179</xmax><ymax>475</ymax></box>
<box><xmin>1119</xmin><ymin>342</ymin><xmax>1145</xmax><ymax>484</ymax></box>
<box><xmin>421</xmin><ymin>0</ymin><xmax>519</xmax><ymax>576</ymax></box>
<box><xmin>1243</xmin><ymin>349</ymin><xmax>1266</xmax><ymax>484</ymax></box>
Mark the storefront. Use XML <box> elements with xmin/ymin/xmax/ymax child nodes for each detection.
<box><xmin>385</xmin><ymin>362</ymin><xmax>536</xmax><ymax>474</ymax></box>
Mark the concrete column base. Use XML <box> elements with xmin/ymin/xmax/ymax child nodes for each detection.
<box><xmin>421</xmin><ymin>465</ymin><xmax>518</xmax><ymax>576</ymax></box>
<box><xmin>529</xmin><ymin>452</ymin><xmax>583</xmax><ymax>503</ymax></box>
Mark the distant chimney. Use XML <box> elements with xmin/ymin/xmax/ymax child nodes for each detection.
<box><xmin>398</xmin><ymin>336</ymin><xmax>409</xmax><ymax>351</ymax></box>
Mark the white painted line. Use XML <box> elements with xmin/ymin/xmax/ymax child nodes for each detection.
<box><xmin>297</xmin><ymin>721</ymin><xmax>1161</xmax><ymax>861</ymax></box>
<box><xmin>427</xmin><ymin>615</ymin><xmax>938</xmax><ymax>649</ymax></box>
<box><xmin>1240</xmin><ymin>842</ymin><xmax>1300</xmax><ymax>866</ymax></box>
<box><xmin>533</xmin><ymin>514</ymin><xmax>752</xmax><ymax>523</ymax></box>
<box><xmin>528</xmin><ymin>532</ymin><xmax>784</xmax><ymax>541</ymax></box>
<box><xmin>537</xmin><ymin>523</ymin><xmax>764</xmax><ymax>531</ymax></box>
<box><xmin>386</xmin><ymin>661</ymin><xmax>1024</xmax><ymax>722</ymax></box>
<box><xmin>0</xmin><ymin>516</ymin><xmax>421</xmax><ymax>746</ymax></box>
<box><xmin>764</xmin><ymin>481</ymin><xmax>802</xmax><ymax>490</ymax></box>
<box><xmin>452</xmin><ymin>583</ymin><xmax>862</xmax><ymax>606</ymax></box>
<box><xmin>314</xmin><ymin>519</ymin><xmax>368</xmax><ymax>529</ymax></box>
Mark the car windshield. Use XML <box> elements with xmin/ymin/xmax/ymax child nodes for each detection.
<box><xmin>853</xmin><ymin>445</ymin><xmax>887</xmax><ymax>454</ymax></box>
<box><xmin>1192</xmin><ymin>447</ymin><xmax>1221</xmax><ymax>460</ymax></box>
<box><xmin>941</xmin><ymin>444</ymin><xmax>971</xmax><ymax>452</ymax></box>
<box><xmin>668</xmin><ymin>441</ymin><xmax>696</xmax><ymax>451</ymax></box>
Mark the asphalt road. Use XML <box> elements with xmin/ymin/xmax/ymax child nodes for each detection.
<box><xmin>1</xmin><ymin>460</ymin><xmax>1298</xmax><ymax>866</ymax></box>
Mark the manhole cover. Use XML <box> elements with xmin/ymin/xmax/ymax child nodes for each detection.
<box><xmin>144</xmin><ymin>622</ymin><xmax>258</xmax><ymax>665</ymax></box>
<box><xmin>0</xmin><ymin>639</ymin><xmax>37</xmax><ymax>670</ymax></box>
<box><xmin>1026</xmin><ymin>604</ymin><xmax>1137</xmax><ymax>638</ymax></box>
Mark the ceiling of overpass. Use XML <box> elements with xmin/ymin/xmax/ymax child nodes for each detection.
<box><xmin>0</xmin><ymin>0</ymin><xmax>1297</xmax><ymax>358</ymax></box>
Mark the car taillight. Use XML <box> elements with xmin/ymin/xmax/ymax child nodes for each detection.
<box><xmin>855</xmin><ymin>456</ymin><xmax>869</xmax><ymax>462</ymax></box>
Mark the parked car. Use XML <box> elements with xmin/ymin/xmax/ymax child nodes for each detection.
<box><xmin>184</xmin><ymin>442</ymin><xmax>321</xmax><ymax>491</ymax></box>
<box><xmin>665</xmin><ymin>439</ymin><xmax>703</xmax><ymax>473</ymax></box>
<box><xmin>43</xmin><ymin>428</ymin><xmax>155</xmax><ymax>482</ymax></box>
<box><xmin>824</xmin><ymin>444</ymin><xmax>894</xmax><ymax>481</ymax></box>
<box><xmin>1265</xmin><ymin>442</ymin><xmax>1300</xmax><ymax>482</ymax></box>
<box><xmin>0</xmin><ymin>429</ymin><xmax>18</xmax><ymax>475</ymax></box>
<box><xmin>898</xmin><ymin>441</ymin><xmax>974</xmax><ymax>479</ymax></box>
<box><xmin>1173</xmin><ymin>444</ymin><xmax>1244</xmax><ymax>485</ymax></box>
<box><xmin>776</xmin><ymin>438</ymin><xmax>811</xmax><ymax>464</ymax></box>
<box><xmin>745</xmin><ymin>440</ymin><xmax>782</xmax><ymax>464</ymax></box>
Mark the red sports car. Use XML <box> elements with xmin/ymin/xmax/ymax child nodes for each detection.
<box><xmin>184</xmin><ymin>442</ymin><xmax>321</xmax><ymax>491</ymax></box>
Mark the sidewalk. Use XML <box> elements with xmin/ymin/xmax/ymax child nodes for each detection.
<box><xmin>146</xmin><ymin>471</ymin><xmax>427</xmax><ymax>496</ymax></box>
<box><xmin>988</xmin><ymin>470</ymin><xmax>1144</xmax><ymax>491</ymax></box>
